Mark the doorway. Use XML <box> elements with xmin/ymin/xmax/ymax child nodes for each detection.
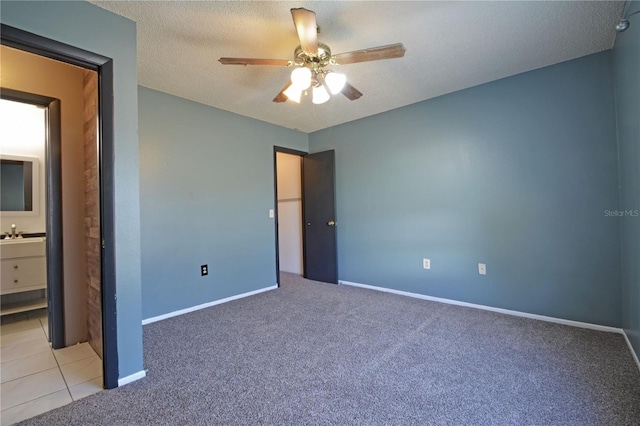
<box><xmin>0</xmin><ymin>100</ymin><xmax>48</xmax><ymax>320</ymax></box>
<box><xmin>275</xmin><ymin>151</ymin><xmax>304</xmax><ymax>276</ymax></box>
<box><xmin>0</xmin><ymin>58</ymin><xmax>105</xmax><ymax>421</ymax></box>
<box><xmin>1</xmin><ymin>48</ymin><xmax>103</xmax><ymax>351</ymax></box>
<box><xmin>1</xmin><ymin>22</ymin><xmax>118</xmax><ymax>397</ymax></box>
<box><xmin>273</xmin><ymin>147</ymin><xmax>338</xmax><ymax>285</ymax></box>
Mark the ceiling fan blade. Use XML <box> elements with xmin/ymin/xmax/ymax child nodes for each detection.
<box><xmin>341</xmin><ymin>82</ymin><xmax>363</xmax><ymax>101</ymax></box>
<box><xmin>332</xmin><ymin>43</ymin><xmax>406</xmax><ymax>65</ymax></box>
<box><xmin>273</xmin><ymin>82</ymin><xmax>293</xmax><ymax>103</ymax></box>
<box><xmin>291</xmin><ymin>8</ymin><xmax>318</xmax><ymax>55</ymax></box>
<box><xmin>219</xmin><ymin>58</ymin><xmax>291</xmax><ymax>66</ymax></box>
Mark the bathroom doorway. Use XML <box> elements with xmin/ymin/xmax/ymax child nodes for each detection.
<box><xmin>0</xmin><ymin>99</ymin><xmax>50</xmax><ymax>321</ymax></box>
<box><xmin>1</xmin><ymin>46</ymin><xmax>103</xmax><ymax>350</ymax></box>
<box><xmin>0</xmin><ymin>56</ymin><xmax>105</xmax><ymax>420</ymax></box>
<box><xmin>0</xmin><ymin>23</ymin><xmax>119</xmax><ymax>422</ymax></box>
<box><xmin>0</xmin><ymin>99</ymin><xmax>51</xmax><ymax>358</ymax></box>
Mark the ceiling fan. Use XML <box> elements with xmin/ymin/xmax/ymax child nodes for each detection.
<box><xmin>219</xmin><ymin>8</ymin><xmax>406</xmax><ymax>104</ymax></box>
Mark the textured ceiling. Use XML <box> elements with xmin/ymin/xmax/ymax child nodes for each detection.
<box><xmin>89</xmin><ymin>1</ymin><xmax>623</xmax><ymax>133</ymax></box>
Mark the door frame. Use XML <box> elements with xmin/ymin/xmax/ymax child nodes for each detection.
<box><xmin>1</xmin><ymin>24</ymin><xmax>119</xmax><ymax>389</ymax></box>
<box><xmin>273</xmin><ymin>146</ymin><xmax>308</xmax><ymax>286</ymax></box>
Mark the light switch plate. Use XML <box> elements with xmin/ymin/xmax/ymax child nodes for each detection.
<box><xmin>478</xmin><ymin>263</ymin><xmax>486</xmax><ymax>275</ymax></box>
<box><xmin>269</xmin><ymin>209</ymin><xmax>274</xmax><ymax>218</ymax></box>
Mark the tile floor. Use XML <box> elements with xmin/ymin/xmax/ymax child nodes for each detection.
<box><xmin>0</xmin><ymin>309</ymin><xmax>103</xmax><ymax>425</ymax></box>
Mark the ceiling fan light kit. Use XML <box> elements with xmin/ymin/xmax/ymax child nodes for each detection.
<box><xmin>325</xmin><ymin>72</ymin><xmax>347</xmax><ymax>95</ymax></box>
<box><xmin>291</xmin><ymin>67</ymin><xmax>312</xmax><ymax>90</ymax></box>
<box><xmin>219</xmin><ymin>7</ymin><xmax>406</xmax><ymax>105</ymax></box>
<box><xmin>312</xmin><ymin>84</ymin><xmax>330</xmax><ymax>105</ymax></box>
<box><xmin>283</xmin><ymin>84</ymin><xmax>303</xmax><ymax>103</ymax></box>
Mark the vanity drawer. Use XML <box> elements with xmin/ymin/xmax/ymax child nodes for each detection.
<box><xmin>1</xmin><ymin>258</ymin><xmax>47</xmax><ymax>294</ymax></box>
<box><xmin>0</xmin><ymin>240</ymin><xmax>46</xmax><ymax>259</ymax></box>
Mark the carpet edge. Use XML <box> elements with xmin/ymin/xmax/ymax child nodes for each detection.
<box><xmin>141</xmin><ymin>285</ymin><xmax>278</xmax><ymax>325</ymax></box>
<box><xmin>339</xmin><ymin>280</ymin><xmax>623</xmax><ymax>334</ymax></box>
<box><xmin>623</xmin><ymin>330</ymin><xmax>640</xmax><ymax>372</ymax></box>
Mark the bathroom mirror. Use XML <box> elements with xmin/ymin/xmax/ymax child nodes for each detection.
<box><xmin>0</xmin><ymin>155</ymin><xmax>40</xmax><ymax>216</ymax></box>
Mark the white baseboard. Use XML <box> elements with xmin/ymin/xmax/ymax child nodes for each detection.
<box><xmin>142</xmin><ymin>285</ymin><xmax>278</xmax><ymax>325</ymax></box>
<box><xmin>339</xmin><ymin>280</ymin><xmax>623</xmax><ymax>334</ymax></box>
<box><xmin>622</xmin><ymin>331</ymin><xmax>640</xmax><ymax>372</ymax></box>
<box><xmin>118</xmin><ymin>369</ymin><xmax>146</xmax><ymax>387</ymax></box>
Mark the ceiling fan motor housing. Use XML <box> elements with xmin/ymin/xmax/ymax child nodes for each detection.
<box><xmin>294</xmin><ymin>42</ymin><xmax>333</xmax><ymax>68</ymax></box>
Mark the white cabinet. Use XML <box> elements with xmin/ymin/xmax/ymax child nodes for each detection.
<box><xmin>0</xmin><ymin>238</ymin><xmax>47</xmax><ymax>315</ymax></box>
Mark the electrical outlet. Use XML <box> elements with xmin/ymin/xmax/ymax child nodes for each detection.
<box><xmin>478</xmin><ymin>263</ymin><xmax>486</xmax><ymax>275</ymax></box>
<box><xmin>201</xmin><ymin>264</ymin><xmax>208</xmax><ymax>276</ymax></box>
<box><xmin>423</xmin><ymin>258</ymin><xmax>431</xmax><ymax>270</ymax></box>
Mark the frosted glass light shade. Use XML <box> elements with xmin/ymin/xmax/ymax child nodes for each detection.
<box><xmin>325</xmin><ymin>72</ymin><xmax>346</xmax><ymax>94</ymax></box>
<box><xmin>284</xmin><ymin>85</ymin><xmax>303</xmax><ymax>103</ymax></box>
<box><xmin>290</xmin><ymin>67</ymin><xmax>312</xmax><ymax>90</ymax></box>
<box><xmin>312</xmin><ymin>85</ymin><xmax>330</xmax><ymax>104</ymax></box>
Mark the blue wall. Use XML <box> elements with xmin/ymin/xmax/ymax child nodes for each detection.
<box><xmin>1</xmin><ymin>1</ymin><xmax>143</xmax><ymax>379</ymax></box>
<box><xmin>310</xmin><ymin>51</ymin><xmax>622</xmax><ymax>327</ymax></box>
<box><xmin>614</xmin><ymin>0</ymin><xmax>640</xmax><ymax>359</ymax></box>
<box><xmin>138</xmin><ymin>87</ymin><xmax>307</xmax><ymax>319</ymax></box>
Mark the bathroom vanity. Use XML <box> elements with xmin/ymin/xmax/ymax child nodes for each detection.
<box><xmin>0</xmin><ymin>237</ymin><xmax>47</xmax><ymax>315</ymax></box>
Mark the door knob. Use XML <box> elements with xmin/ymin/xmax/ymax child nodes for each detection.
<box><xmin>327</xmin><ymin>220</ymin><xmax>336</xmax><ymax>226</ymax></box>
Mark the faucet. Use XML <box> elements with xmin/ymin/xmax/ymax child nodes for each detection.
<box><xmin>2</xmin><ymin>224</ymin><xmax>18</xmax><ymax>239</ymax></box>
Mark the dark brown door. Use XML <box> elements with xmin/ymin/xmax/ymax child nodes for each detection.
<box><xmin>303</xmin><ymin>150</ymin><xmax>338</xmax><ymax>283</ymax></box>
